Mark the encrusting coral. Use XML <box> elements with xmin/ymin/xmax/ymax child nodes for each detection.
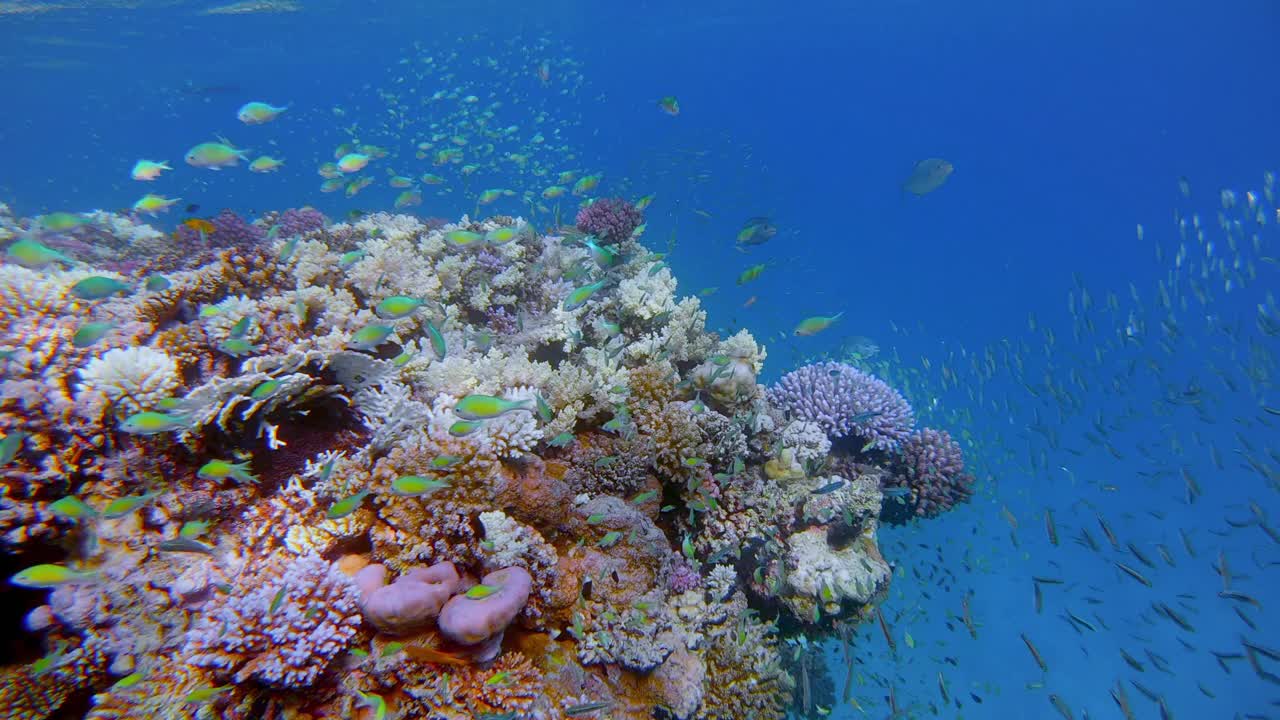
<box><xmin>0</xmin><ymin>205</ymin><xmax>976</xmax><ymax>719</ymax></box>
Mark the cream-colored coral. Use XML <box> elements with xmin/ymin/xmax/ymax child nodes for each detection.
<box><xmin>779</xmin><ymin>420</ymin><xmax>831</xmax><ymax>466</ymax></box>
<box><xmin>782</xmin><ymin>525</ymin><xmax>891</xmax><ymax>613</ymax></box>
<box><xmin>617</xmin><ymin>265</ymin><xmax>677</xmax><ymax>321</ymax></box>
<box><xmin>75</xmin><ymin>346</ymin><xmax>179</xmax><ymax>417</ymax></box>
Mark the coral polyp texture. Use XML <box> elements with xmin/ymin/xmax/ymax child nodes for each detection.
<box><xmin>0</xmin><ymin>205</ymin><xmax>974</xmax><ymax>718</ymax></box>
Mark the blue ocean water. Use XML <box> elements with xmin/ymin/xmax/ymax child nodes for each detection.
<box><xmin>2</xmin><ymin>0</ymin><xmax>1278</xmax><ymax>717</ymax></box>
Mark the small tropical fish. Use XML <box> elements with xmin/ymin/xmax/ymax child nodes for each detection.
<box><xmin>477</xmin><ymin>188</ymin><xmax>510</xmax><ymax>205</ymax></box>
<box><xmin>49</xmin><ymin>495</ymin><xmax>97</xmax><ymax>520</ymax></box>
<box><xmin>249</xmin><ymin>379</ymin><xmax>283</xmax><ymax>399</ymax></box>
<box><xmin>390</xmin><ymin>475</ymin><xmax>451</xmax><ymax>496</ymax></box>
<box><xmin>542</xmin><ymin>185</ymin><xmax>567</xmax><ymax>199</ymax></box>
<box><xmin>133</xmin><ymin>193</ymin><xmax>180</xmax><ymax>216</ymax></box>
<box><xmin>71</xmin><ymin>276</ymin><xmax>131</xmax><ymax>300</ymax></box>
<box><xmin>454</xmin><ymin>394</ymin><xmax>531</xmax><ymax>421</ymax></box>
<box><xmin>586</xmin><ymin>513</ymin><xmax>606</xmax><ymax>524</ymax></box>
<box><xmin>320</xmin><ymin>177</ymin><xmax>346</xmax><ymax>193</ymax></box>
<box><xmin>337</xmin><ymin>249</ymin><xmax>367</xmax><ymax>269</ymax></box>
<box><xmin>130</xmin><ymin>159</ymin><xmax>171</xmax><ymax>181</ymax></box>
<box><xmin>635</xmin><ymin>193</ymin><xmax>655</xmax><ymax>211</ymax></box>
<box><xmin>144</xmin><ymin>273</ymin><xmax>171</xmax><ymax>291</ymax></box>
<box><xmin>5</xmin><ymin>239</ymin><xmax>74</xmax><ymax>268</ymax></box>
<box><xmin>198</xmin><ymin>459</ymin><xmax>258</xmax><ymax>485</ymax></box>
<box><xmin>158</xmin><ymin>537</ymin><xmax>215</xmax><ymax>555</ymax></box>
<box><xmin>218</xmin><ymin>338</ymin><xmax>260</xmax><ymax>357</ymax></box>
<box><xmin>237</xmin><ymin>101</ymin><xmax>288</xmax><ymax>124</ymax></box>
<box><xmin>630</xmin><ymin>489</ymin><xmax>657</xmax><ymax>504</ymax></box>
<box><xmin>794</xmin><ymin>313</ymin><xmax>843</xmax><ymax>337</ymax></box>
<box><xmin>185</xmin><ymin>141</ymin><xmax>248</xmax><ymax>169</ymax></box>
<box><xmin>657</xmin><ymin>96</ymin><xmax>680</xmax><ymax>116</ymax></box>
<box><xmin>735</xmin><ymin>216</ymin><xmax>777</xmax><ymax>249</ymax></box>
<box><xmin>227</xmin><ymin>316</ymin><xmax>253</xmax><ymax>338</ymax></box>
<box><xmin>336</xmin><ymin>152</ymin><xmax>370</xmax><ymax>173</ymax></box>
<box><xmin>737</xmin><ymin>263</ymin><xmax>766</xmax><ymax>285</ymax></box>
<box><xmin>248</xmin><ymin>156</ymin><xmax>284</xmax><ymax>173</ymax></box>
<box><xmin>485</xmin><ymin>670</ymin><xmax>512</xmax><ymax>685</ymax></box>
<box><xmin>180</xmin><ymin>520</ymin><xmax>210</xmax><ymax>538</ymax></box>
<box><xmin>182</xmin><ymin>685</ymin><xmax>232</xmax><ymax>704</ymax></box>
<box><xmin>465</xmin><ymin>583</ymin><xmax>500</xmax><ymax>599</ymax></box>
<box><xmin>119</xmin><ymin>411</ymin><xmax>187</xmax><ymax>435</ymax></box>
<box><xmin>903</xmin><ymin>158</ymin><xmax>954</xmax><ymax>196</ymax></box>
<box><xmin>425</xmin><ymin>321</ymin><xmax>447</xmax><ymax>360</ymax></box>
<box><xmin>70</xmin><ymin>321</ymin><xmax>115</xmax><ymax>348</ymax></box>
<box><xmin>445</xmin><ymin>229</ymin><xmax>485</xmax><ymax>247</ymax></box>
<box><xmin>583</xmin><ymin>236</ymin><xmax>620</xmax><ymax>268</ymax></box>
<box><xmin>0</xmin><ymin>431</ymin><xmax>25</xmax><ymax>466</ymax></box>
<box><xmin>375</xmin><ymin>296</ymin><xmax>424</xmax><ymax>319</ymax></box>
<box><xmin>812</xmin><ymin>480</ymin><xmax>846</xmax><ymax>495</ymax></box>
<box><xmin>421</xmin><ymin>172</ymin><xmax>445</xmax><ymax>185</ymax></box>
<box><xmin>38</xmin><ymin>212</ymin><xmax>91</xmax><ymax>231</ymax></box>
<box><xmin>112</xmin><ymin>672</ymin><xmax>144</xmax><ymax>689</ymax></box>
<box><xmin>598</xmin><ymin>530</ymin><xmax>622</xmax><ymax>548</ymax></box>
<box><xmin>548</xmin><ymin>432</ymin><xmax>574</xmax><ymax>448</ymax></box>
<box><xmin>356</xmin><ymin>690</ymin><xmax>387</xmax><ymax>720</ymax></box>
<box><xmin>563</xmin><ymin>279</ymin><xmax>608</xmax><ymax>311</ymax></box>
<box><xmin>102</xmin><ymin>493</ymin><xmax>158</xmax><ymax>518</ymax></box>
<box><xmin>380</xmin><ymin>641</ymin><xmax>404</xmax><ymax>657</ymax></box>
<box><xmin>10</xmin><ymin>563</ymin><xmax>96</xmax><ymax>588</ymax></box>
<box><xmin>326</xmin><ymin>489</ymin><xmax>372</xmax><ymax>519</ymax></box>
<box><xmin>448</xmin><ymin>419</ymin><xmax>484</xmax><ymax>437</ymax></box>
<box><xmin>485</xmin><ymin>225</ymin><xmax>520</xmax><ymax>245</ymax></box>
<box><xmin>572</xmin><ymin>174</ymin><xmax>601</xmax><ymax>196</ymax></box>
<box><xmin>395</xmin><ymin>190</ymin><xmax>423</xmax><ymax>209</ymax></box>
<box><xmin>566</xmin><ymin>701</ymin><xmax>614</xmax><ymax>717</ymax></box>
<box><xmin>348</xmin><ymin>324</ymin><xmax>395</xmax><ymax>351</ymax></box>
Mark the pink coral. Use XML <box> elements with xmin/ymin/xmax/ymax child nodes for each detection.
<box><xmin>575</xmin><ymin>197</ymin><xmax>642</xmax><ymax>244</ymax></box>
<box><xmin>437</xmin><ymin>566</ymin><xmax>532</xmax><ymax>662</ymax></box>
<box><xmin>356</xmin><ymin>561</ymin><xmax>460</xmax><ymax>635</ymax></box>
<box><xmin>886</xmin><ymin>427</ymin><xmax>974</xmax><ymax>519</ymax></box>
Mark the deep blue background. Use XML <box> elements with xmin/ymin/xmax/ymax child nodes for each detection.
<box><xmin>2</xmin><ymin>0</ymin><xmax>1278</xmax><ymax>717</ymax></box>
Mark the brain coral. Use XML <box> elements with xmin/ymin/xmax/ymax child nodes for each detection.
<box><xmin>767</xmin><ymin>361</ymin><xmax>915</xmax><ymax>451</ymax></box>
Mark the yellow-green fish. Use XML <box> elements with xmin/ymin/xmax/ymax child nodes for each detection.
<box><xmin>484</xmin><ymin>225</ymin><xmax>520</xmax><ymax>245</ymax></box>
<box><xmin>71</xmin><ymin>276</ymin><xmax>130</xmax><ymax>300</ymax></box>
<box><xmin>563</xmin><ymin>279</ymin><xmax>608</xmax><ymax>311</ymax></box>
<box><xmin>448</xmin><ymin>419</ymin><xmax>484</xmax><ymax>437</ymax></box>
<box><xmin>237</xmin><ymin>101</ymin><xmax>288</xmax><ymax>124</ymax></box>
<box><xmin>198</xmin><ymin>459</ymin><xmax>258</xmax><ymax>485</ymax></box>
<box><xmin>248</xmin><ymin>156</ymin><xmax>284</xmax><ymax>173</ymax></box>
<box><xmin>5</xmin><ymin>239</ymin><xmax>73</xmax><ymax>268</ymax></box>
<box><xmin>182</xmin><ymin>685</ymin><xmax>232</xmax><ymax>704</ymax></box>
<box><xmin>180</xmin><ymin>520</ymin><xmax>211</xmax><ymax>538</ymax></box>
<box><xmin>736</xmin><ymin>263</ymin><xmax>766</xmax><ymax>285</ymax></box>
<box><xmin>356</xmin><ymin>690</ymin><xmax>387</xmax><ymax>720</ymax></box>
<box><xmin>390</xmin><ymin>475</ymin><xmax>450</xmax><ymax>496</ymax></box>
<box><xmin>112</xmin><ymin>671</ymin><xmax>144</xmax><ymax>689</ymax></box>
<box><xmin>348</xmin><ymin>324</ymin><xmax>395</xmax><ymax>351</ymax></box>
<box><xmin>635</xmin><ymin>193</ymin><xmax>655</xmax><ymax>211</ymax></box>
<box><xmin>454</xmin><ymin>394</ymin><xmax>531</xmax><ymax>421</ymax></box>
<box><xmin>572</xmin><ymin>174</ymin><xmax>601</xmax><ymax>196</ymax></box>
<box><xmin>102</xmin><ymin>493</ymin><xmax>158</xmax><ymax>518</ymax></box>
<box><xmin>217</xmin><ymin>338</ymin><xmax>260</xmax><ymax>357</ymax></box>
<box><xmin>477</xmin><ymin>188</ymin><xmax>509</xmax><ymax>205</ymax></box>
<box><xmin>464</xmin><ymin>583</ymin><xmax>500</xmax><ymax>599</ymax></box>
<box><xmin>326</xmin><ymin>489</ymin><xmax>372</xmax><ymax>519</ymax></box>
<box><xmin>119</xmin><ymin>411</ymin><xmax>187</xmax><ymax>435</ymax></box>
<box><xmin>144</xmin><ymin>274</ymin><xmax>171</xmax><ymax>291</ymax></box>
<box><xmin>38</xmin><ymin>212</ymin><xmax>90</xmax><ymax>231</ymax></box>
<box><xmin>133</xmin><ymin>194</ymin><xmax>181</xmax><ymax>216</ymax></box>
<box><xmin>794</xmin><ymin>313</ymin><xmax>843</xmax><ymax>337</ymax></box>
<box><xmin>72</xmin><ymin>321</ymin><xmax>115</xmax><ymax>348</ymax></box>
<box><xmin>421</xmin><ymin>173</ymin><xmax>446</xmax><ymax>185</ymax></box>
<box><xmin>445</xmin><ymin>229</ymin><xmax>485</xmax><ymax>247</ymax></box>
<box><xmin>541</xmin><ymin>185</ymin><xmax>567</xmax><ymax>199</ymax></box>
<box><xmin>10</xmin><ymin>563</ymin><xmax>96</xmax><ymax>588</ymax></box>
<box><xmin>49</xmin><ymin>495</ymin><xmax>97</xmax><ymax>520</ymax></box>
<box><xmin>337</xmin><ymin>152</ymin><xmax>370</xmax><ymax>173</ymax></box>
<box><xmin>130</xmin><ymin>159</ymin><xmax>170</xmax><ymax>181</ymax></box>
<box><xmin>184</xmin><ymin>141</ymin><xmax>248</xmax><ymax>170</ymax></box>
<box><xmin>394</xmin><ymin>190</ymin><xmax>423</xmax><ymax>209</ymax></box>
<box><xmin>374</xmin><ymin>296</ymin><xmax>423</xmax><ymax>319</ymax></box>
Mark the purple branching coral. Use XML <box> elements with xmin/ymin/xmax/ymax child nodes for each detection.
<box><xmin>767</xmin><ymin>361</ymin><xmax>915</xmax><ymax>451</ymax></box>
<box><xmin>185</xmin><ymin>552</ymin><xmax>361</xmax><ymax>687</ymax></box>
<box><xmin>208</xmin><ymin>209</ymin><xmax>267</xmax><ymax>249</ymax></box>
<box><xmin>274</xmin><ymin>206</ymin><xmax>327</xmax><ymax>238</ymax></box>
<box><xmin>575</xmin><ymin>197</ymin><xmax>642</xmax><ymax>244</ymax></box>
<box><xmin>667</xmin><ymin>558</ymin><xmax>702</xmax><ymax>594</ymax></box>
<box><xmin>888</xmin><ymin>427</ymin><xmax>975</xmax><ymax>519</ymax></box>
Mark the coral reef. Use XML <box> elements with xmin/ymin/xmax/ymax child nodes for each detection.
<box><xmin>0</xmin><ymin>205</ymin><xmax>974</xmax><ymax>718</ymax></box>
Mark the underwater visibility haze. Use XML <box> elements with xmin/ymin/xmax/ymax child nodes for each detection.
<box><xmin>0</xmin><ymin>0</ymin><xmax>1278</xmax><ymax>718</ymax></box>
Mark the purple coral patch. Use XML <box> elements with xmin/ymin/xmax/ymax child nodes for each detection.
<box><xmin>888</xmin><ymin>427</ymin><xmax>975</xmax><ymax>518</ymax></box>
<box><xmin>767</xmin><ymin>361</ymin><xmax>914</xmax><ymax>451</ymax></box>
<box><xmin>575</xmin><ymin>197</ymin><xmax>642</xmax><ymax>244</ymax></box>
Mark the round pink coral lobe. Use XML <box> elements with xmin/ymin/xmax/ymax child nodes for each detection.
<box><xmin>437</xmin><ymin>566</ymin><xmax>532</xmax><ymax>647</ymax></box>
<box><xmin>356</xmin><ymin>561</ymin><xmax>460</xmax><ymax>635</ymax></box>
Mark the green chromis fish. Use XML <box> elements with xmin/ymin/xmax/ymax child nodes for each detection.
<box><xmin>131</xmin><ymin>159</ymin><xmax>170</xmax><ymax>181</ymax></box>
<box><xmin>38</xmin><ymin>212</ymin><xmax>91</xmax><ymax>231</ymax></box>
<box><xmin>464</xmin><ymin>583</ymin><xmax>500</xmax><ymax>599</ymax></box>
<box><xmin>425</xmin><ymin>321</ymin><xmax>447</xmax><ymax>359</ymax></box>
<box><xmin>453</xmin><ymin>394</ymin><xmax>532</xmax><ymax>421</ymax></box>
<box><xmin>217</xmin><ymin>338</ymin><xmax>260</xmax><ymax>357</ymax></box>
<box><xmin>374</xmin><ymin>295</ymin><xmax>424</xmax><ymax>319</ymax></box>
<box><xmin>736</xmin><ymin>263</ymin><xmax>766</xmax><ymax>285</ymax></box>
<box><xmin>0</xmin><ymin>431</ymin><xmax>28</xmax><ymax>466</ymax></box>
<box><xmin>389</xmin><ymin>475</ymin><xmax>451</xmax><ymax>496</ymax></box>
<box><xmin>249</xmin><ymin>379</ymin><xmax>284</xmax><ymax>399</ymax></box>
<box><xmin>429</xmin><ymin>454</ymin><xmax>463</xmax><ymax>469</ymax></box>
<box><xmin>635</xmin><ymin>193</ymin><xmax>655</xmax><ymax>211</ymax></box>
<box><xmin>347</xmin><ymin>324</ymin><xmax>395</xmax><ymax>351</ymax></box>
<box><xmin>185</xmin><ymin>141</ymin><xmax>248</xmax><ymax>169</ymax></box>
<box><xmin>356</xmin><ymin>691</ymin><xmax>387</xmax><ymax>720</ymax></box>
<box><xmin>182</xmin><ymin>685</ymin><xmax>232</xmax><ymax>704</ymax></box>
<box><xmin>793</xmin><ymin>312</ymin><xmax>843</xmax><ymax>337</ymax></box>
<box><xmin>337</xmin><ymin>249</ymin><xmax>367</xmax><ymax>269</ymax></box>
<box><xmin>118</xmin><ymin>411</ymin><xmax>188</xmax><ymax>435</ymax></box>
<box><xmin>179</xmin><ymin>520</ymin><xmax>211</xmax><ymax>538</ymax></box>
<box><xmin>144</xmin><ymin>273</ymin><xmax>171</xmax><ymax>291</ymax></box>
<box><xmin>448</xmin><ymin>419</ymin><xmax>484</xmax><ymax>437</ymax></box>
<box><xmin>563</xmin><ymin>279</ymin><xmax>608</xmax><ymax>311</ymax></box>
<box><xmin>4</xmin><ymin>238</ymin><xmax>73</xmax><ymax>268</ymax></box>
<box><xmin>158</xmin><ymin>537</ymin><xmax>215</xmax><ymax>555</ymax></box>
<box><xmin>248</xmin><ymin>156</ymin><xmax>284</xmax><ymax>173</ymax></box>
<box><xmin>326</xmin><ymin>489</ymin><xmax>372</xmax><ymax>519</ymax></box>
<box><xmin>547</xmin><ymin>432</ymin><xmax>574</xmax><ymax>448</ymax></box>
<box><xmin>444</xmin><ymin>229</ymin><xmax>485</xmax><ymax>247</ymax></box>
<box><xmin>583</xmin><ymin>236</ymin><xmax>620</xmax><ymax>268</ymax></box>
<box><xmin>70</xmin><ymin>276</ymin><xmax>131</xmax><ymax>300</ymax></box>
<box><xmin>484</xmin><ymin>225</ymin><xmax>520</xmax><ymax>245</ymax></box>
<box><xmin>132</xmin><ymin>194</ymin><xmax>181</xmax><ymax>216</ymax></box>
<box><xmin>10</xmin><ymin>563</ymin><xmax>96</xmax><ymax>588</ymax></box>
<box><xmin>72</xmin><ymin>321</ymin><xmax>115</xmax><ymax>348</ymax></box>
<box><xmin>237</xmin><ymin>101</ymin><xmax>288</xmax><ymax>124</ymax></box>
<box><xmin>101</xmin><ymin>493</ymin><xmax>158</xmax><ymax>518</ymax></box>
<box><xmin>48</xmin><ymin>495</ymin><xmax>98</xmax><ymax>521</ymax></box>
<box><xmin>197</xmin><ymin>459</ymin><xmax>258</xmax><ymax>485</ymax></box>
<box><xmin>111</xmin><ymin>671</ymin><xmax>145</xmax><ymax>689</ymax></box>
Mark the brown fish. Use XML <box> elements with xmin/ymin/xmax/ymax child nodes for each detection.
<box><xmin>902</xmin><ymin>158</ymin><xmax>954</xmax><ymax>196</ymax></box>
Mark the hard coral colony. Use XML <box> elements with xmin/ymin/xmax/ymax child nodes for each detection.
<box><xmin>0</xmin><ymin>201</ymin><xmax>974</xmax><ymax>719</ymax></box>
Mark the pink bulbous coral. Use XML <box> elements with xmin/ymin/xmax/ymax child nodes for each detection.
<box><xmin>438</xmin><ymin>566</ymin><xmax>533</xmax><ymax>662</ymax></box>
